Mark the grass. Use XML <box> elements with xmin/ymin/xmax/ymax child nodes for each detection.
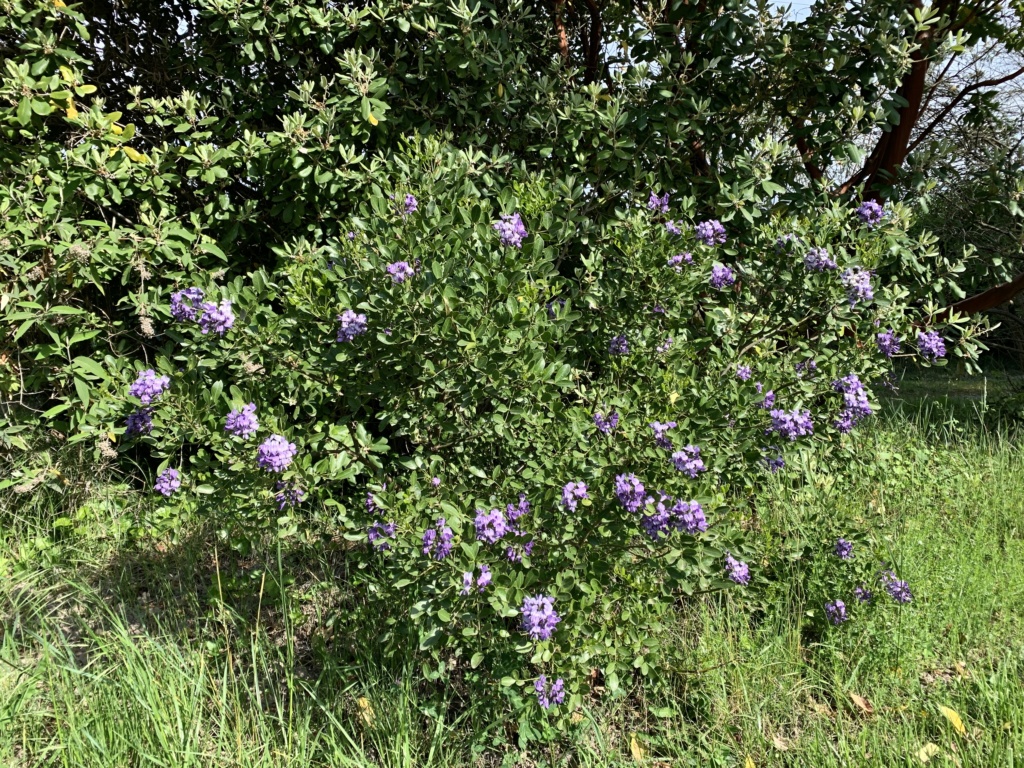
<box><xmin>2</xmin><ymin>377</ymin><xmax>1024</xmax><ymax>766</ymax></box>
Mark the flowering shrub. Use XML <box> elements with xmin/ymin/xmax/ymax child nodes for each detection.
<box><xmin>15</xmin><ymin>141</ymin><xmax>984</xmax><ymax>720</ymax></box>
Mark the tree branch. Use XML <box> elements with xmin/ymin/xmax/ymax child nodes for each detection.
<box><xmin>580</xmin><ymin>0</ymin><xmax>603</xmax><ymax>84</ymax></box>
<box><xmin>553</xmin><ymin>0</ymin><xmax>569</xmax><ymax>62</ymax></box>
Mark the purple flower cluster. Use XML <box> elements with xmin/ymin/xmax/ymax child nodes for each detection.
<box><xmin>795</xmin><ymin>360</ymin><xmax>818</xmax><ymax>378</ymax></box>
<box><xmin>667</xmin><ymin>252</ymin><xmax>692</xmax><ymax>271</ymax></box>
<box><xmin>475</xmin><ymin>507</ymin><xmax>510</xmax><ymax>544</ymax></box>
<box><xmin>725</xmin><ymin>553</ymin><xmax>750</xmax><ymax>585</ymax></box>
<box><xmin>506</xmin><ymin>540</ymin><xmax>535</xmax><ymax>562</ymax></box>
<box><xmin>833</xmin><ymin>374</ymin><xmax>873</xmax><ymax>433</ymax></box>
<box><xmin>256</xmin><ymin>434</ymin><xmax>297</xmax><ymax>473</ymax></box>
<box><xmin>170</xmin><ymin>287</ymin><xmax>204</xmax><ymax>321</ymax></box>
<box><xmin>877</xmin><ymin>329</ymin><xmax>902</xmax><ymax>358</ymax></box>
<box><xmin>506</xmin><ymin>493</ymin><xmax>530</xmax><ymax>524</ymax></box>
<box><xmin>696</xmin><ymin>219</ymin><xmax>727</xmax><ymax>246</ymax></box>
<box><xmin>834</xmin><ymin>538</ymin><xmax>853</xmax><ymax>560</ymax></box>
<box><xmin>336</xmin><ymin>310</ymin><xmax>368</xmax><ymax>342</ymax></box>
<box><xmin>657</xmin><ymin>337</ymin><xmax>673</xmax><ymax>354</ymax></box>
<box><xmin>125</xmin><ymin>408</ymin><xmax>153</xmax><ymax>436</ymax></box>
<box><xmin>759</xmin><ymin>390</ymin><xmax>776</xmax><ymax>409</ymax></box>
<box><xmin>710</xmin><ymin>264</ymin><xmax>735</xmax><ymax>289</ymax></box>
<box><xmin>609</xmin><ymin>334</ymin><xmax>630</xmax><ymax>355</ymax></box>
<box><xmin>764</xmin><ymin>451</ymin><xmax>785</xmax><ymax>473</ymax></box>
<box><xmin>386</xmin><ymin>261</ymin><xmax>416</xmax><ymax>284</ymax></box>
<box><xmin>431</xmin><ymin>476</ymin><xmax>441</xmax><ymax>488</ymax></box>
<box><xmin>841</xmin><ymin>268</ymin><xmax>874</xmax><ymax>306</ymax></box>
<box><xmin>647</xmin><ymin>191</ymin><xmax>670</xmax><ymax>213</ymax></box>
<box><xmin>825</xmin><ymin>599</ymin><xmax>848</xmax><ymax>625</ymax></box>
<box><xmin>665</xmin><ymin>221</ymin><xmax>683</xmax><ymax>236</ymax></box>
<box><xmin>649</xmin><ymin>421</ymin><xmax>677</xmax><ymax>450</ymax></box>
<box><xmin>521</xmin><ymin>595</ymin><xmax>560</xmax><ymax>641</ymax></box>
<box><xmin>197</xmin><ymin>300</ymin><xmax>235</xmax><ymax>336</ymax></box>
<box><xmin>561</xmin><ymin>481</ymin><xmax>589</xmax><ymax>512</ymax></box>
<box><xmin>640</xmin><ymin>494</ymin><xmax>707</xmax><ymax>540</ymax></box>
<box><xmin>593</xmin><ymin>411</ymin><xmax>619</xmax><ymax>434</ymax></box>
<box><xmin>422</xmin><ymin>517</ymin><xmax>454</xmax><ymax>560</ymax></box>
<box><xmin>854</xmin><ymin>585</ymin><xmax>873</xmax><ymax>603</ymax></box>
<box><xmin>672</xmin><ymin>445</ymin><xmax>706</xmax><ymax>478</ymax></box>
<box><xmin>804</xmin><ymin>247</ymin><xmax>837</xmax><ymax>272</ymax></box>
<box><xmin>614</xmin><ymin>473</ymin><xmax>653</xmax><ymax>513</ymax></box>
<box><xmin>856</xmin><ymin>200</ymin><xmax>885</xmax><ymax>228</ymax></box>
<box><xmin>368</xmin><ymin>520</ymin><xmax>396</xmax><ymax>551</ymax></box>
<box><xmin>403</xmin><ymin>194</ymin><xmax>418</xmax><ymax>215</ymax></box>
<box><xmin>535</xmin><ymin>675</ymin><xmax>565</xmax><ymax>710</ymax></box>
<box><xmin>154</xmin><ymin>468</ymin><xmax>181</xmax><ymax>497</ymax></box>
<box><xmin>275</xmin><ymin>482</ymin><xmax>305</xmax><ymax>510</ymax></box>
<box><xmin>736</xmin><ymin>364</ymin><xmax>752</xmax><ymax>381</ymax></box>
<box><xmin>494</xmin><ymin>212</ymin><xmax>528</xmax><ymax>248</ymax></box>
<box><xmin>225</xmin><ymin>403</ymin><xmax>259</xmax><ymax>439</ymax></box>
<box><xmin>129</xmin><ymin>369</ymin><xmax>170</xmax><ymax>404</ymax></box>
<box><xmin>461</xmin><ymin>564</ymin><xmax>492</xmax><ymax>594</ymax></box>
<box><xmin>776</xmin><ymin>233</ymin><xmax>799</xmax><ymax>252</ymax></box>
<box><xmin>881</xmin><ymin>570</ymin><xmax>912</xmax><ymax>603</ymax></box>
<box><xmin>917</xmin><ymin>330</ymin><xmax>946</xmax><ymax>361</ymax></box>
<box><xmin>769</xmin><ymin>407</ymin><xmax>814</xmax><ymax>441</ymax></box>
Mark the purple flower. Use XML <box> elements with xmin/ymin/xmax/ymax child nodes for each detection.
<box><xmin>760</xmin><ymin>390</ymin><xmax>776</xmax><ymax>409</ymax></box>
<box><xmin>880</xmin><ymin>570</ymin><xmax>913</xmax><ymax>603</ymax></box>
<box><xmin>647</xmin><ymin>191</ymin><xmax>670</xmax><ymax>213</ymax></box>
<box><xmin>170</xmin><ymin>287</ymin><xmax>204</xmax><ymax>322</ymax></box>
<box><xmin>776</xmin><ymin>233</ymin><xmax>799</xmax><ymax>252</ymax></box>
<box><xmin>841</xmin><ymin>268</ymin><xmax>874</xmax><ymax>306</ymax></box>
<box><xmin>506</xmin><ymin>493</ymin><xmax>530</xmax><ymax>523</ymax></box>
<box><xmin>561</xmin><ymin>482</ymin><xmax>589</xmax><ymax>512</ymax></box>
<box><xmin>877</xmin><ymin>329</ymin><xmax>902</xmax><ymax>358</ymax></box>
<box><xmin>275</xmin><ymin>482</ymin><xmax>306</xmax><ymax>511</ymax></box>
<box><xmin>125</xmin><ymin>408</ymin><xmax>153</xmax><ymax>436</ymax></box>
<box><xmin>593</xmin><ymin>411</ymin><xmax>619</xmax><ymax>434</ymax></box>
<box><xmin>534</xmin><ymin>675</ymin><xmax>565</xmax><ymax>710</ymax></box>
<box><xmin>476</xmin><ymin>564</ymin><xmax>492</xmax><ymax>591</ymax></box>
<box><xmin>494</xmin><ymin>212</ymin><xmax>528</xmax><ymax>248</ymax></box>
<box><xmin>856</xmin><ymin>200</ymin><xmax>885</xmax><ymax>228</ymax></box>
<box><xmin>347</xmin><ymin>231</ymin><xmax>356</xmax><ymax>240</ymax></box>
<box><xmin>431</xmin><ymin>476</ymin><xmax>441</xmax><ymax>487</ymax></box>
<box><xmin>696</xmin><ymin>219</ymin><xmax>727</xmax><ymax>246</ymax></box>
<box><xmin>475</xmin><ymin>507</ymin><xmax>509</xmax><ymax>544</ymax></box>
<box><xmin>917</xmin><ymin>330</ymin><xmax>946</xmax><ymax>361</ymax></box>
<box><xmin>736</xmin><ymin>364</ymin><xmax>752</xmax><ymax>381</ymax></box>
<box><xmin>710</xmin><ymin>264</ymin><xmax>735</xmax><ymax>290</ymax></box>
<box><xmin>641</xmin><ymin>495</ymin><xmax>673</xmax><ymax>540</ymax></box>
<box><xmin>667</xmin><ymin>252</ymin><xmax>692</xmax><ymax>271</ymax></box>
<box><xmin>764</xmin><ymin>452</ymin><xmax>785</xmax><ymax>473</ymax></box>
<box><xmin>368</xmin><ymin>520</ymin><xmax>396</xmax><ymax>551</ymax></box>
<box><xmin>769</xmin><ymin>407</ymin><xmax>814</xmax><ymax>441</ymax></box>
<box><xmin>129</xmin><ymin>369</ymin><xmax>170</xmax><ymax>404</ymax></box>
<box><xmin>665</xmin><ymin>221</ymin><xmax>682</xmax><ymax>236</ymax></box>
<box><xmin>225</xmin><ymin>403</ymin><xmax>259</xmax><ymax>439</ymax></box>
<box><xmin>674</xmin><ymin>499</ymin><xmax>707</xmax><ymax>534</ymax></box>
<box><xmin>154</xmin><ymin>468</ymin><xmax>181</xmax><ymax>497</ymax></box>
<box><xmin>403</xmin><ymin>194</ymin><xmax>418</xmax><ymax>215</ymax></box>
<box><xmin>461</xmin><ymin>571</ymin><xmax>473</xmax><ymax>595</ymax></box>
<box><xmin>755</xmin><ymin>382</ymin><xmax>763</xmax><ymax>394</ymax></box>
<box><xmin>336</xmin><ymin>309</ymin><xmax>368</xmax><ymax>342</ymax></box>
<box><xmin>506</xmin><ymin>540</ymin><xmax>535</xmax><ymax>563</ymax></box>
<box><xmin>833</xmin><ymin>374</ymin><xmax>873</xmax><ymax>433</ymax></box>
<box><xmin>614</xmin><ymin>473</ymin><xmax>652</xmax><ymax>513</ymax></box>
<box><xmin>825</xmin><ymin>599</ymin><xmax>848</xmax><ymax>625</ymax></box>
<box><xmin>365</xmin><ymin>491</ymin><xmax>378</xmax><ymax>515</ymax></box>
<box><xmin>725</xmin><ymin>553</ymin><xmax>750</xmax><ymax>585</ymax></box>
<box><xmin>386</xmin><ymin>261</ymin><xmax>416</xmax><ymax>284</ymax></box>
<box><xmin>657</xmin><ymin>337</ymin><xmax>673</xmax><ymax>354</ymax></box>
<box><xmin>521</xmin><ymin>595</ymin><xmax>560</xmax><ymax>641</ymax></box>
<box><xmin>795</xmin><ymin>360</ymin><xmax>818</xmax><ymax>378</ymax></box>
<box><xmin>256</xmin><ymin>434</ymin><xmax>297</xmax><ymax>473</ymax></box>
<box><xmin>609</xmin><ymin>334</ymin><xmax>630</xmax><ymax>355</ymax></box>
<box><xmin>804</xmin><ymin>247</ymin><xmax>837</xmax><ymax>271</ymax></box>
<box><xmin>672</xmin><ymin>445</ymin><xmax>706</xmax><ymax>478</ymax></box>
<box><xmin>198</xmin><ymin>300</ymin><xmax>235</xmax><ymax>336</ymax></box>
<box><xmin>649</xmin><ymin>421</ymin><xmax>677</xmax><ymax>450</ymax></box>
<box><xmin>422</xmin><ymin>517</ymin><xmax>454</xmax><ymax>560</ymax></box>
<box><xmin>834</xmin><ymin>538</ymin><xmax>853</xmax><ymax>560</ymax></box>
<box><xmin>854</xmin><ymin>585</ymin><xmax>873</xmax><ymax>604</ymax></box>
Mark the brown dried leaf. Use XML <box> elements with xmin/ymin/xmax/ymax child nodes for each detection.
<box><xmin>849</xmin><ymin>692</ymin><xmax>874</xmax><ymax>716</ymax></box>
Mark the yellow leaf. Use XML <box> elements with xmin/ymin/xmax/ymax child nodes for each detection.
<box><xmin>938</xmin><ymin>706</ymin><xmax>967</xmax><ymax>737</ymax></box>
<box><xmin>745</xmin><ymin>757</ymin><xmax>756</xmax><ymax>768</ymax></box>
<box><xmin>59</xmin><ymin>66</ymin><xmax>74</xmax><ymax>82</ymax></box>
<box><xmin>111</xmin><ymin>124</ymin><xmax>123</xmax><ymax>135</ymax></box>
<box><xmin>917</xmin><ymin>742</ymin><xmax>941</xmax><ymax>763</ymax></box>
<box><xmin>122</xmin><ymin>146</ymin><xmax>147</xmax><ymax>163</ymax></box>
<box><xmin>669</xmin><ymin>391</ymin><xmax>679</xmax><ymax>405</ymax></box>
<box><xmin>497</xmin><ymin>82</ymin><xmax>504</xmax><ymax>97</ymax></box>
<box><xmin>54</xmin><ymin>0</ymin><xmax>66</xmax><ymax>6</ymax></box>
<box><xmin>629</xmin><ymin>733</ymin><xmax>644</xmax><ymax>762</ymax></box>
<box><xmin>368</xmin><ymin>112</ymin><xmax>379</xmax><ymax>126</ymax></box>
<box><xmin>356</xmin><ymin>697</ymin><xmax>374</xmax><ymax>727</ymax></box>
<box><xmin>109</xmin><ymin>147</ymin><xmax>120</xmax><ymax>157</ymax></box>
<box><xmin>107</xmin><ymin>432</ymin><xmax>116</xmax><ymax>443</ymax></box>
<box><xmin>66</xmin><ymin>102</ymin><xmax>78</xmax><ymax>119</ymax></box>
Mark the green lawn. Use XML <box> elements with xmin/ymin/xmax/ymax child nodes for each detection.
<box><xmin>2</xmin><ymin>378</ymin><xmax>1024</xmax><ymax>767</ymax></box>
